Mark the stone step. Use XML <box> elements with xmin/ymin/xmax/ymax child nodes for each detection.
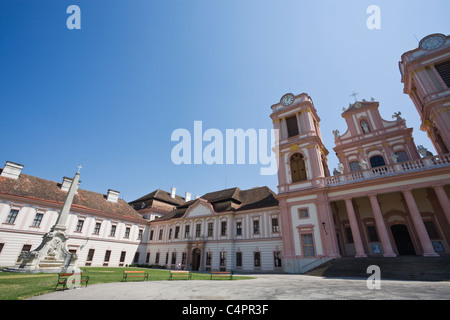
<box><xmin>305</xmin><ymin>256</ymin><xmax>450</xmax><ymax>281</ymax></box>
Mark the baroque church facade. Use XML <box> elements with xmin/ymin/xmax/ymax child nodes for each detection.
<box><xmin>0</xmin><ymin>33</ymin><xmax>449</xmax><ymax>273</ymax></box>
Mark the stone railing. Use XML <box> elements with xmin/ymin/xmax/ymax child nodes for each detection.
<box><xmin>325</xmin><ymin>153</ymin><xmax>450</xmax><ymax>186</ymax></box>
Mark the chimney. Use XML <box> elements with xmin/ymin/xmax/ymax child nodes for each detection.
<box><xmin>1</xmin><ymin>161</ymin><xmax>24</xmax><ymax>180</ymax></box>
<box><xmin>171</xmin><ymin>187</ymin><xmax>176</xmax><ymax>198</ymax></box>
<box><xmin>107</xmin><ymin>189</ymin><xmax>120</xmax><ymax>203</ymax></box>
<box><xmin>185</xmin><ymin>192</ymin><xmax>191</xmax><ymax>202</ymax></box>
<box><xmin>61</xmin><ymin>177</ymin><xmax>73</xmax><ymax>191</ymax></box>
<box><xmin>195</xmin><ymin>195</ymin><xmax>200</xmax><ymax>199</ymax></box>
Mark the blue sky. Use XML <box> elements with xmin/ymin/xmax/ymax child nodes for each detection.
<box><xmin>1</xmin><ymin>0</ymin><xmax>449</xmax><ymax>202</ymax></box>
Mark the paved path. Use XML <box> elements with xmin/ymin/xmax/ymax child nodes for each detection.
<box><xmin>30</xmin><ymin>274</ymin><xmax>450</xmax><ymax>300</ymax></box>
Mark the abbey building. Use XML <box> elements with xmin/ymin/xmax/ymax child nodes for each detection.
<box><xmin>0</xmin><ymin>34</ymin><xmax>449</xmax><ymax>273</ymax></box>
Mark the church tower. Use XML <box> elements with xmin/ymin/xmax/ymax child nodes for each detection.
<box><xmin>400</xmin><ymin>33</ymin><xmax>450</xmax><ymax>154</ymax></box>
<box><xmin>270</xmin><ymin>93</ymin><xmax>330</xmax><ymax>194</ymax></box>
<box><xmin>270</xmin><ymin>93</ymin><xmax>339</xmax><ymax>273</ymax></box>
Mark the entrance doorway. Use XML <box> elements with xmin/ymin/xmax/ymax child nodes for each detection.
<box><xmin>192</xmin><ymin>248</ymin><xmax>201</xmax><ymax>271</ymax></box>
<box><xmin>391</xmin><ymin>224</ymin><xmax>416</xmax><ymax>255</ymax></box>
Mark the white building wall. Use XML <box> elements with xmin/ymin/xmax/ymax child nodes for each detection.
<box><xmin>0</xmin><ymin>199</ymin><xmax>145</xmax><ymax>268</ymax></box>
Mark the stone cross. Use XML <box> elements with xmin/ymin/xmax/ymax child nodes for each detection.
<box><xmin>349</xmin><ymin>91</ymin><xmax>359</xmax><ymax>102</ymax></box>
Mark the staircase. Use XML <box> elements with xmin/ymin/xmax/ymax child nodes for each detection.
<box><xmin>304</xmin><ymin>256</ymin><xmax>450</xmax><ymax>281</ymax></box>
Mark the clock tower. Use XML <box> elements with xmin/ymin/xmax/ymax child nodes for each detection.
<box><xmin>270</xmin><ymin>93</ymin><xmax>330</xmax><ymax>193</ymax></box>
<box><xmin>270</xmin><ymin>93</ymin><xmax>339</xmax><ymax>273</ymax></box>
<box><xmin>400</xmin><ymin>33</ymin><xmax>450</xmax><ymax>154</ymax></box>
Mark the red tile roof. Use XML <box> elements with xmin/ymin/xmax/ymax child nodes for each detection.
<box><xmin>0</xmin><ymin>170</ymin><xmax>145</xmax><ymax>222</ymax></box>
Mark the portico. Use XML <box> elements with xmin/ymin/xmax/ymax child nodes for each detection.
<box><xmin>329</xmin><ymin>182</ymin><xmax>449</xmax><ymax>258</ymax></box>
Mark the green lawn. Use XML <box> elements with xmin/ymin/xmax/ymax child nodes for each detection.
<box><xmin>0</xmin><ymin>267</ymin><xmax>253</xmax><ymax>300</ymax></box>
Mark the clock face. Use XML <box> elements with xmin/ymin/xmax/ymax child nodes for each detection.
<box><xmin>280</xmin><ymin>93</ymin><xmax>294</xmax><ymax>106</ymax></box>
<box><xmin>421</xmin><ymin>36</ymin><xmax>444</xmax><ymax>50</ymax></box>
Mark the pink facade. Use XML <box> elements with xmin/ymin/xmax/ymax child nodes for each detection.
<box><xmin>272</xmin><ymin>34</ymin><xmax>450</xmax><ymax>273</ymax></box>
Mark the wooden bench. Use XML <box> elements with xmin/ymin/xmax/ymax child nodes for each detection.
<box><xmin>210</xmin><ymin>271</ymin><xmax>233</xmax><ymax>280</ymax></box>
<box><xmin>55</xmin><ymin>273</ymin><xmax>89</xmax><ymax>290</ymax></box>
<box><xmin>122</xmin><ymin>270</ymin><xmax>149</xmax><ymax>282</ymax></box>
<box><xmin>169</xmin><ymin>270</ymin><xmax>191</xmax><ymax>280</ymax></box>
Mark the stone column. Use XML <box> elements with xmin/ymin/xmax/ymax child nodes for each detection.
<box><xmin>432</xmin><ymin>185</ymin><xmax>450</xmax><ymax>228</ymax></box>
<box><xmin>402</xmin><ymin>190</ymin><xmax>439</xmax><ymax>257</ymax></box>
<box><xmin>368</xmin><ymin>194</ymin><xmax>396</xmax><ymax>257</ymax></box>
<box><xmin>53</xmin><ymin>170</ymin><xmax>80</xmax><ymax>232</ymax></box>
<box><xmin>344</xmin><ymin>198</ymin><xmax>367</xmax><ymax>257</ymax></box>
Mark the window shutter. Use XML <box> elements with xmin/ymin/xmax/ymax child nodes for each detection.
<box><xmin>286</xmin><ymin>116</ymin><xmax>299</xmax><ymax>137</ymax></box>
<box><xmin>436</xmin><ymin>61</ymin><xmax>450</xmax><ymax>88</ymax></box>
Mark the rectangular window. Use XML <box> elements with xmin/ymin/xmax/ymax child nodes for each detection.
<box><xmin>120</xmin><ymin>251</ymin><xmax>126</xmax><ymax>262</ymax></box>
<box><xmin>0</xmin><ymin>243</ymin><xmax>4</xmax><ymax>253</ymax></box>
<box><xmin>302</xmin><ymin>234</ymin><xmax>315</xmax><ymax>257</ymax></box>
<box><xmin>32</xmin><ymin>212</ymin><xmax>44</xmax><ymax>227</ymax></box>
<box><xmin>146</xmin><ymin>252</ymin><xmax>150</xmax><ymax>264</ymax></box>
<box><xmin>171</xmin><ymin>252</ymin><xmax>177</xmax><ymax>265</ymax></box>
<box><xmin>236</xmin><ymin>252</ymin><xmax>242</xmax><ymax>267</ymax></box>
<box><xmin>346</xmin><ymin>227</ymin><xmax>354</xmax><ymax>243</ymax></box>
<box><xmin>134</xmin><ymin>252</ymin><xmax>140</xmax><ymax>264</ymax></box>
<box><xmin>367</xmin><ymin>226</ymin><xmax>379</xmax><ymax>242</ymax></box>
<box><xmin>159</xmin><ymin>229</ymin><xmax>163</xmax><ymax>240</ymax></box>
<box><xmin>110</xmin><ymin>225</ymin><xmax>117</xmax><ymax>237</ymax></box>
<box><xmin>104</xmin><ymin>250</ymin><xmax>111</xmax><ymax>262</ymax></box>
<box><xmin>138</xmin><ymin>229</ymin><xmax>143</xmax><ymax>240</ymax></box>
<box><xmin>298</xmin><ymin>208</ymin><xmax>309</xmax><ymax>219</ymax></box>
<box><xmin>221</xmin><ymin>221</ymin><xmax>227</xmax><ymax>236</ymax></box>
<box><xmin>274</xmin><ymin>251</ymin><xmax>282</xmax><ymax>267</ymax></box>
<box><xmin>165</xmin><ymin>252</ymin><xmax>169</xmax><ymax>265</ymax></box>
<box><xmin>196</xmin><ymin>223</ymin><xmax>201</xmax><ymax>237</ymax></box>
<box><xmin>207</xmin><ymin>222</ymin><xmax>214</xmax><ymax>237</ymax></box>
<box><xmin>21</xmin><ymin>244</ymin><xmax>32</xmax><ymax>252</ymax></box>
<box><xmin>185</xmin><ymin>225</ymin><xmax>190</xmax><ymax>238</ymax></box>
<box><xmin>253</xmin><ymin>220</ymin><xmax>260</xmax><ymax>235</ymax></box>
<box><xmin>75</xmin><ymin>219</ymin><xmax>84</xmax><ymax>232</ymax></box>
<box><xmin>206</xmin><ymin>252</ymin><xmax>212</xmax><ymax>266</ymax></box>
<box><xmin>182</xmin><ymin>252</ymin><xmax>186</xmax><ymax>265</ymax></box>
<box><xmin>5</xmin><ymin>209</ymin><xmax>19</xmax><ymax>224</ymax></box>
<box><xmin>220</xmin><ymin>252</ymin><xmax>227</xmax><ymax>267</ymax></box>
<box><xmin>168</xmin><ymin>228</ymin><xmax>172</xmax><ymax>240</ymax></box>
<box><xmin>155</xmin><ymin>252</ymin><xmax>160</xmax><ymax>264</ymax></box>
<box><xmin>349</xmin><ymin>161</ymin><xmax>360</xmax><ymax>172</ymax></box>
<box><xmin>424</xmin><ymin>221</ymin><xmax>440</xmax><ymax>240</ymax></box>
<box><xmin>93</xmin><ymin>222</ymin><xmax>101</xmax><ymax>235</ymax></box>
<box><xmin>124</xmin><ymin>227</ymin><xmax>131</xmax><ymax>238</ymax></box>
<box><xmin>254</xmin><ymin>252</ymin><xmax>261</xmax><ymax>267</ymax></box>
<box><xmin>87</xmin><ymin>249</ymin><xmax>95</xmax><ymax>262</ymax></box>
<box><xmin>236</xmin><ymin>221</ymin><xmax>242</xmax><ymax>236</ymax></box>
<box><xmin>149</xmin><ymin>230</ymin><xmax>154</xmax><ymax>241</ymax></box>
<box><xmin>272</xmin><ymin>218</ymin><xmax>280</xmax><ymax>233</ymax></box>
<box><xmin>175</xmin><ymin>226</ymin><xmax>180</xmax><ymax>239</ymax></box>
<box><xmin>435</xmin><ymin>60</ymin><xmax>450</xmax><ymax>88</ymax></box>
<box><xmin>286</xmin><ymin>115</ymin><xmax>299</xmax><ymax>137</ymax></box>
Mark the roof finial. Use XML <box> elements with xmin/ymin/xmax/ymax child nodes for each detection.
<box><xmin>77</xmin><ymin>165</ymin><xmax>83</xmax><ymax>174</ymax></box>
<box><xmin>349</xmin><ymin>91</ymin><xmax>359</xmax><ymax>102</ymax></box>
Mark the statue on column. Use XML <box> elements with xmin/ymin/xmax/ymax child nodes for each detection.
<box><xmin>12</xmin><ymin>167</ymin><xmax>82</xmax><ymax>273</ymax></box>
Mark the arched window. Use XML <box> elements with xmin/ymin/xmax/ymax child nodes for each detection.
<box><xmin>394</xmin><ymin>151</ymin><xmax>409</xmax><ymax>163</ymax></box>
<box><xmin>370</xmin><ymin>155</ymin><xmax>386</xmax><ymax>168</ymax></box>
<box><xmin>290</xmin><ymin>153</ymin><xmax>307</xmax><ymax>182</ymax></box>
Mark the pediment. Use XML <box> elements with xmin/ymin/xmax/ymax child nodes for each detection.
<box><xmin>183</xmin><ymin>198</ymin><xmax>215</xmax><ymax>218</ymax></box>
